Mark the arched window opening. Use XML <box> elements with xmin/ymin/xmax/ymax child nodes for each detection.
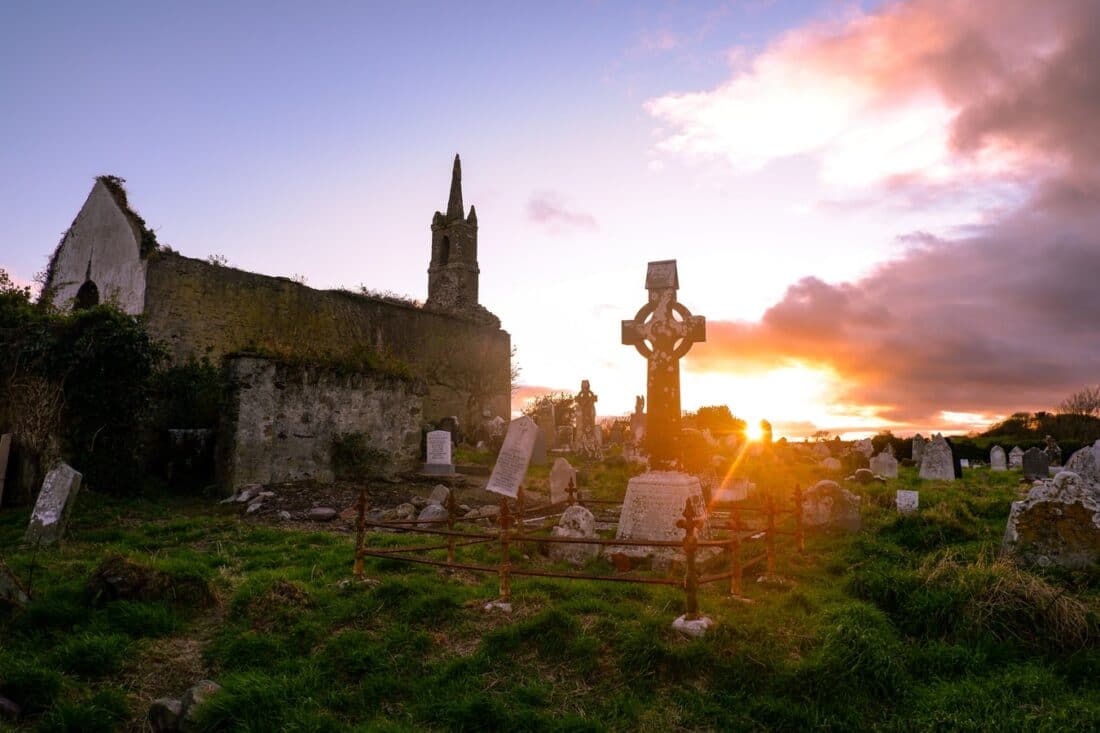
<box><xmin>74</xmin><ymin>280</ymin><xmax>99</xmax><ymax>310</ymax></box>
<box><xmin>440</xmin><ymin>236</ymin><xmax>451</xmax><ymax>266</ymax></box>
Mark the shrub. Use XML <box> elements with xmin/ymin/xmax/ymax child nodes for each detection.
<box><xmin>331</xmin><ymin>432</ymin><xmax>389</xmax><ymax>479</ymax></box>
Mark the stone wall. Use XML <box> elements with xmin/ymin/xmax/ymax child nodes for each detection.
<box><xmin>217</xmin><ymin>356</ymin><xmax>424</xmax><ymax>490</ymax></box>
<box><xmin>142</xmin><ymin>252</ymin><xmax>511</xmax><ymax>422</ymax></box>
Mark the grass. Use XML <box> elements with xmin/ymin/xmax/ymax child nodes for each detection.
<box><xmin>0</xmin><ymin>465</ymin><xmax>1098</xmax><ymax>731</ymax></box>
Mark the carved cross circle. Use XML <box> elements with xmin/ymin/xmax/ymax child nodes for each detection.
<box><xmin>623</xmin><ymin>295</ymin><xmax>705</xmax><ymax>361</ymax></box>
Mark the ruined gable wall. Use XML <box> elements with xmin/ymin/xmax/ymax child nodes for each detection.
<box><xmin>48</xmin><ymin>181</ymin><xmax>147</xmax><ymax>313</ymax></box>
<box><xmin>217</xmin><ymin>356</ymin><xmax>423</xmax><ymax>489</ymax></box>
<box><xmin>142</xmin><ymin>252</ymin><xmax>511</xmax><ymax>423</ymax></box>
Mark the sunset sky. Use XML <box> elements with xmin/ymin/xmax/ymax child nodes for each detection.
<box><xmin>4</xmin><ymin>1</ymin><xmax>1099</xmax><ymax>439</ymax></box>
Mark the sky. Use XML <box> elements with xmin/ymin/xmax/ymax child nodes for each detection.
<box><xmin>3</xmin><ymin>0</ymin><xmax>1098</xmax><ymax>439</ymax></box>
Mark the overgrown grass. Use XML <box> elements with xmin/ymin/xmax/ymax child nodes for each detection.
<box><xmin>1</xmin><ymin>467</ymin><xmax>1099</xmax><ymax>731</ymax></box>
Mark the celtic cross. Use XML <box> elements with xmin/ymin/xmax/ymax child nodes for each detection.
<box><xmin>621</xmin><ymin>260</ymin><xmax>706</xmax><ymax>470</ymax></box>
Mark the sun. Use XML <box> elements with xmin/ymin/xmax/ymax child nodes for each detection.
<box><xmin>744</xmin><ymin>420</ymin><xmax>764</xmax><ymax>442</ymax></box>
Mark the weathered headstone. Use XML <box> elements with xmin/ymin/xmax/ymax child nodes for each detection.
<box><xmin>1043</xmin><ymin>435</ymin><xmax>1062</xmax><ymax>465</ymax></box>
<box><xmin>1065</xmin><ymin>444</ymin><xmax>1100</xmax><ymax>485</ymax></box>
<box><xmin>711</xmin><ymin>478</ymin><xmax>753</xmax><ymax>503</ymax></box>
<box><xmin>990</xmin><ymin>445</ymin><xmax>1007</xmax><ymax>471</ymax></box>
<box><xmin>1008</xmin><ymin>446</ymin><xmax>1024</xmax><ymax>469</ymax></box>
<box><xmin>801</xmin><ymin>480</ymin><xmax>861</xmax><ymax>531</ymax></box>
<box><xmin>854</xmin><ymin>438</ymin><xmax>874</xmax><ymax>458</ymax></box>
<box><xmin>911</xmin><ymin>434</ymin><xmax>926</xmax><ymax>466</ymax></box>
<box><xmin>549</xmin><ymin>457</ymin><xmax>577</xmax><ymax>505</ymax></box>
<box><xmin>614</xmin><ymin>472</ymin><xmax>707</xmax><ymax>560</ymax></box>
<box><xmin>896</xmin><ymin>490</ymin><xmax>919</xmax><ymax>514</ymax></box>
<box><xmin>0</xmin><ymin>434</ymin><xmax>10</xmax><ymax>506</ymax></box>
<box><xmin>24</xmin><ymin>463</ymin><xmax>83</xmax><ymax>545</ymax></box>
<box><xmin>531</xmin><ymin>425</ymin><xmax>548</xmax><ymax>466</ymax></box>
<box><xmin>821</xmin><ymin>456</ymin><xmax>842</xmax><ymax>472</ymax></box>
<box><xmin>423</xmin><ymin>430</ymin><xmax>455</xmax><ymax>475</ymax></box>
<box><xmin>621</xmin><ymin>260</ymin><xmax>706</xmax><ymax>470</ymax></box>
<box><xmin>485</xmin><ymin>417</ymin><xmax>538</xmax><ymax>499</ymax></box>
<box><xmin>918</xmin><ymin>434</ymin><xmax>954</xmax><ymax>481</ymax></box>
<box><xmin>556</xmin><ymin>425</ymin><xmax>573</xmax><ymax>450</ymax></box>
<box><xmin>869</xmin><ymin>451</ymin><xmax>898</xmax><ymax>478</ymax></box>
<box><xmin>1002</xmin><ymin>471</ymin><xmax>1100</xmax><ymax>568</ymax></box>
<box><xmin>1022</xmin><ymin>448</ymin><xmax>1049</xmax><ymax>480</ymax></box>
<box><xmin>548</xmin><ymin>505</ymin><xmax>599</xmax><ymax>567</ymax></box>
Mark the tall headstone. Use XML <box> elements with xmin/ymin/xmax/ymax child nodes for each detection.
<box><xmin>616</xmin><ymin>260</ymin><xmax>708</xmax><ymax>561</ymax></box>
<box><xmin>0</xmin><ymin>433</ymin><xmax>11</xmax><ymax>506</ymax></box>
<box><xmin>1008</xmin><ymin>446</ymin><xmax>1024</xmax><ymax>469</ymax></box>
<box><xmin>990</xmin><ymin>445</ymin><xmax>1007</xmax><ymax>471</ymax></box>
<box><xmin>621</xmin><ymin>260</ymin><xmax>706</xmax><ymax>470</ymax></box>
<box><xmin>485</xmin><ymin>417</ymin><xmax>538</xmax><ymax>499</ymax></box>
<box><xmin>549</xmin><ymin>457</ymin><xmax>578</xmax><ymax>505</ymax></box>
<box><xmin>536</xmin><ymin>403</ymin><xmax>557</xmax><ymax>450</ymax></box>
<box><xmin>911</xmin><ymin>434</ymin><xmax>926</xmax><ymax>466</ymax></box>
<box><xmin>918</xmin><ymin>434</ymin><xmax>954</xmax><ymax>481</ymax></box>
<box><xmin>869</xmin><ymin>451</ymin><xmax>898</xmax><ymax>478</ymax></box>
<box><xmin>531</xmin><ymin>425</ymin><xmax>548</xmax><ymax>466</ymax></box>
<box><xmin>1022</xmin><ymin>448</ymin><xmax>1049</xmax><ymax>480</ymax></box>
<box><xmin>24</xmin><ymin>463</ymin><xmax>83</xmax><ymax>546</ymax></box>
<box><xmin>423</xmin><ymin>430</ymin><xmax>455</xmax><ymax>475</ymax></box>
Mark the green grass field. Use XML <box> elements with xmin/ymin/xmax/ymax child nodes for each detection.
<box><xmin>2</xmin><ymin>466</ymin><xmax>1098</xmax><ymax>732</ymax></box>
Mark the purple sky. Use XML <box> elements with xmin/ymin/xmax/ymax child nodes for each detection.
<box><xmin>4</xmin><ymin>1</ymin><xmax>1097</xmax><ymax>438</ymax></box>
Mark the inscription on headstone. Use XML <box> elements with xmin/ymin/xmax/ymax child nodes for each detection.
<box><xmin>990</xmin><ymin>445</ymin><xmax>1007</xmax><ymax>471</ymax></box>
<box><xmin>423</xmin><ymin>430</ymin><xmax>455</xmax><ymax>475</ymax></box>
<box><xmin>486</xmin><ymin>417</ymin><xmax>538</xmax><ymax>499</ymax></box>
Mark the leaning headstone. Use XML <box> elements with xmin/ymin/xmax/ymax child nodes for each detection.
<box><xmin>990</xmin><ymin>445</ymin><xmax>1007</xmax><ymax>471</ymax></box>
<box><xmin>895</xmin><ymin>490</ymin><xmax>919</xmax><ymax>514</ymax></box>
<box><xmin>0</xmin><ymin>434</ymin><xmax>10</xmax><ymax>505</ymax></box>
<box><xmin>1002</xmin><ymin>471</ymin><xmax>1100</xmax><ymax>568</ymax></box>
<box><xmin>1064</xmin><ymin>444</ymin><xmax>1100</xmax><ymax>485</ymax></box>
<box><xmin>911</xmin><ymin>434</ymin><xmax>927</xmax><ymax>466</ymax></box>
<box><xmin>801</xmin><ymin>480</ymin><xmax>861</xmax><ymax>532</ymax></box>
<box><xmin>548</xmin><ymin>458</ymin><xmax>577</xmax><ymax>505</ymax></box>
<box><xmin>1022</xmin><ymin>448</ymin><xmax>1049</xmax><ymax>480</ymax></box>
<box><xmin>869</xmin><ymin>451</ymin><xmax>898</xmax><ymax>478</ymax></box>
<box><xmin>548</xmin><ymin>505</ymin><xmax>599</xmax><ymax>567</ymax></box>
<box><xmin>1008</xmin><ymin>446</ymin><xmax>1024</xmax><ymax>469</ymax></box>
<box><xmin>485</xmin><ymin>417</ymin><xmax>538</xmax><ymax>499</ymax></box>
<box><xmin>24</xmin><ymin>463</ymin><xmax>82</xmax><ymax>546</ymax></box>
<box><xmin>423</xmin><ymin>430</ymin><xmax>455</xmax><ymax>475</ymax></box>
<box><xmin>918</xmin><ymin>434</ymin><xmax>954</xmax><ymax>481</ymax></box>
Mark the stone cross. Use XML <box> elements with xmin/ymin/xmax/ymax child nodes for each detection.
<box><xmin>621</xmin><ymin>260</ymin><xmax>706</xmax><ymax>470</ymax></box>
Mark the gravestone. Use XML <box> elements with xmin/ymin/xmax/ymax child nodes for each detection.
<box><xmin>869</xmin><ymin>451</ymin><xmax>898</xmax><ymax>478</ymax></box>
<box><xmin>911</xmin><ymin>434</ymin><xmax>926</xmax><ymax>466</ymax></box>
<box><xmin>536</xmin><ymin>404</ymin><xmax>557</xmax><ymax>450</ymax></box>
<box><xmin>531</xmin><ymin>425</ymin><xmax>548</xmax><ymax>466</ymax></box>
<box><xmin>1022</xmin><ymin>448</ymin><xmax>1049</xmax><ymax>479</ymax></box>
<box><xmin>574</xmin><ymin>380</ymin><xmax>598</xmax><ymax>444</ymax></box>
<box><xmin>959</xmin><ymin>458</ymin><xmax>970</xmax><ymax>469</ymax></box>
<box><xmin>1002</xmin><ymin>471</ymin><xmax>1100</xmax><ymax>569</ymax></box>
<box><xmin>801</xmin><ymin>480</ymin><xmax>861</xmax><ymax>532</ymax></box>
<box><xmin>1008</xmin><ymin>446</ymin><xmax>1024</xmax><ymax>469</ymax></box>
<box><xmin>616</xmin><ymin>260</ymin><xmax>708</xmax><ymax>562</ymax></box>
<box><xmin>556</xmin><ymin>425</ymin><xmax>574</xmax><ymax>450</ymax></box>
<box><xmin>24</xmin><ymin>463</ymin><xmax>83</xmax><ymax>546</ymax></box>
<box><xmin>918</xmin><ymin>434</ymin><xmax>954</xmax><ymax>481</ymax></box>
<box><xmin>548</xmin><ymin>505</ymin><xmax>599</xmax><ymax>567</ymax></box>
<box><xmin>854</xmin><ymin>438</ymin><xmax>874</xmax><ymax>458</ymax></box>
<box><xmin>549</xmin><ymin>457</ymin><xmax>577</xmax><ymax>505</ymax></box>
<box><xmin>485</xmin><ymin>417</ymin><xmax>538</xmax><ymax>499</ymax></box>
<box><xmin>0</xmin><ymin>434</ymin><xmax>10</xmax><ymax>505</ymax></box>
<box><xmin>990</xmin><ymin>445</ymin><xmax>1007</xmax><ymax>471</ymax></box>
<box><xmin>422</xmin><ymin>430</ymin><xmax>455</xmax><ymax>475</ymax></box>
<box><xmin>1043</xmin><ymin>435</ymin><xmax>1062</xmax><ymax>465</ymax></box>
<box><xmin>621</xmin><ymin>260</ymin><xmax>706</xmax><ymax>469</ymax></box>
<box><xmin>896</xmin><ymin>490</ymin><xmax>919</xmax><ymax>514</ymax></box>
<box><xmin>1064</xmin><ymin>444</ymin><xmax>1100</xmax><ymax>485</ymax></box>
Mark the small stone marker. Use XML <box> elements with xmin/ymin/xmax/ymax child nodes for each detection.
<box><xmin>990</xmin><ymin>445</ymin><xmax>1007</xmax><ymax>471</ymax></box>
<box><xmin>24</xmin><ymin>463</ymin><xmax>83</xmax><ymax>546</ymax></box>
<box><xmin>869</xmin><ymin>451</ymin><xmax>898</xmax><ymax>478</ymax></box>
<box><xmin>548</xmin><ymin>505</ymin><xmax>599</xmax><ymax>567</ymax></box>
<box><xmin>0</xmin><ymin>434</ymin><xmax>10</xmax><ymax>505</ymax></box>
<box><xmin>1008</xmin><ymin>446</ymin><xmax>1024</xmax><ymax>469</ymax></box>
<box><xmin>896</xmin><ymin>490</ymin><xmax>919</xmax><ymax>514</ymax></box>
<box><xmin>549</xmin><ymin>457</ymin><xmax>577</xmax><ymax>505</ymax></box>
<box><xmin>485</xmin><ymin>416</ymin><xmax>538</xmax><ymax>499</ymax></box>
<box><xmin>959</xmin><ymin>458</ymin><xmax>970</xmax><ymax>469</ymax></box>
<box><xmin>1022</xmin><ymin>448</ymin><xmax>1049</xmax><ymax>479</ymax></box>
<box><xmin>423</xmin><ymin>430</ymin><xmax>454</xmax><ymax>475</ymax></box>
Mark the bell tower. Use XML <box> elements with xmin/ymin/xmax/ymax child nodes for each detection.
<box><xmin>427</xmin><ymin>154</ymin><xmax>480</xmax><ymax>311</ymax></box>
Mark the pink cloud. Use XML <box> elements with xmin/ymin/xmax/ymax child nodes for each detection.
<box><xmin>527</xmin><ymin>192</ymin><xmax>598</xmax><ymax>234</ymax></box>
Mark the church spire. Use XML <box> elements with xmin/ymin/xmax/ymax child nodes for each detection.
<box><xmin>446</xmin><ymin>154</ymin><xmax>463</xmax><ymax>221</ymax></box>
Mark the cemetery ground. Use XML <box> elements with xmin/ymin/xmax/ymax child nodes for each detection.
<box><xmin>2</xmin><ymin>462</ymin><xmax>1100</xmax><ymax>733</ymax></box>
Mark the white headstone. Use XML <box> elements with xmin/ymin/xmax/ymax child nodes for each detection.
<box><xmin>423</xmin><ymin>430</ymin><xmax>454</xmax><ymax>475</ymax></box>
<box><xmin>613</xmin><ymin>471</ymin><xmax>706</xmax><ymax>561</ymax></box>
<box><xmin>990</xmin><ymin>445</ymin><xmax>1007</xmax><ymax>471</ymax></box>
<box><xmin>549</xmin><ymin>458</ymin><xmax>577</xmax><ymax>505</ymax></box>
<box><xmin>25</xmin><ymin>463</ymin><xmax>83</xmax><ymax>546</ymax></box>
<box><xmin>485</xmin><ymin>417</ymin><xmax>538</xmax><ymax>499</ymax></box>
<box><xmin>959</xmin><ymin>458</ymin><xmax>970</xmax><ymax>469</ymax></box>
<box><xmin>896</xmin><ymin>490</ymin><xmax>919</xmax><ymax>514</ymax></box>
